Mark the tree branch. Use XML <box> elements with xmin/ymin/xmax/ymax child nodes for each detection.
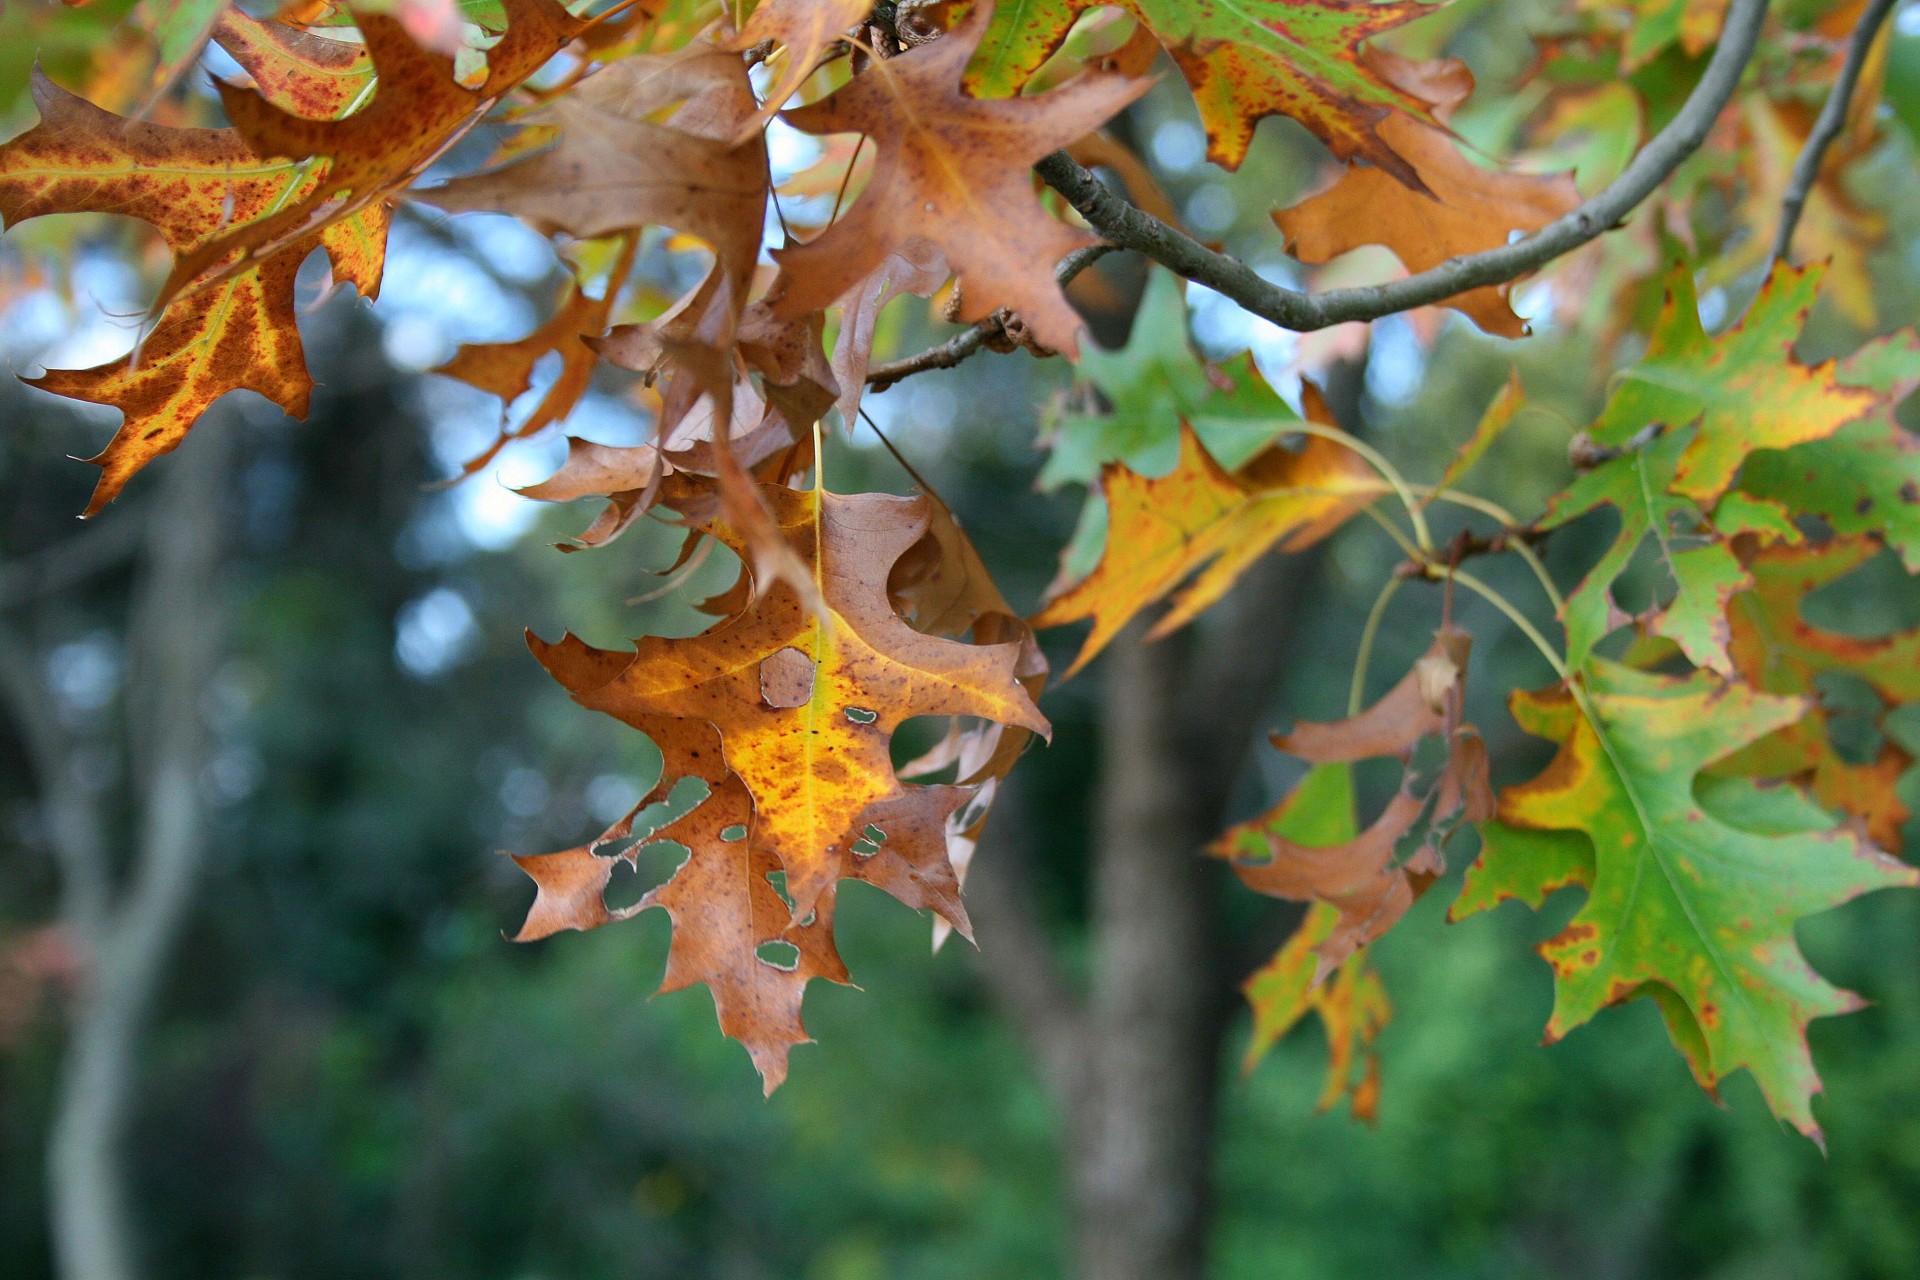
<box><xmin>1771</xmin><ymin>0</ymin><xmax>1895</xmax><ymax>264</ymax></box>
<box><xmin>865</xmin><ymin>243</ymin><xmax>1115</xmax><ymax>389</ymax></box>
<box><xmin>1035</xmin><ymin>0</ymin><xmax>1770</xmax><ymax>332</ymax></box>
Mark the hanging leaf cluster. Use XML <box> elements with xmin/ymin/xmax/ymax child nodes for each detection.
<box><xmin>4</xmin><ymin>0</ymin><xmax>1920</xmax><ymax>1140</ymax></box>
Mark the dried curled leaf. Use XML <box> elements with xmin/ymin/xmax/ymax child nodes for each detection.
<box><xmin>1216</xmin><ymin>628</ymin><xmax>1491</xmax><ymax>981</ymax></box>
<box><xmin>1229</xmin><ymin>765</ymin><xmax>1391</xmax><ymax>1121</ymax></box>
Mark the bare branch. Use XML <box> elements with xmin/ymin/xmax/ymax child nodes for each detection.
<box><xmin>1035</xmin><ymin>0</ymin><xmax>1770</xmax><ymax>332</ymax></box>
<box><xmin>865</xmin><ymin>243</ymin><xmax>1116</xmax><ymax>389</ymax></box>
<box><xmin>1771</xmin><ymin>0</ymin><xmax>1896</xmax><ymax>264</ymax></box>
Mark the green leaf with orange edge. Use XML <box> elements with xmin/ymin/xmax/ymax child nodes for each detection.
<box><xmin>0</xmin><ymin>10</ymin><xmax>386</xmax><ymax>514</ymax></box>
<box><xmin>1455</xmin><ymin>659</ymin><xmax>1918</xmax><ymax>1143</ymax></box>
<box><xmin>1546</xmin><ymin>427</ymin><xmax>1796</xmax><ymax>674</ymax></box>
<box><xmin>1714</xmin><ymin>537</ymin><xmax>1920</xmax><ymax>853</ymax></box>
<box><xmin>1588</xmin><ymin>258</ymin><xmax>1876</xmax><ymax>503</ymax></box>
<box><xmin>1221</xmin><ymin>763</ymin><xmax>1391</xmax><ymax>1121</ymax></box>
<box><xmin>1736</xmin><ymin>331</ymin><xmax>1920</xmax><ymax>573</ymax></box>
<box><xmin>968</xmin><ymin>0</ymin><xmax>1440</xmax><ymax>178</ymax></box>
<box><xmin>1031</xmin><ymin>421</ymin><xmax>1377</xmax><ymax>677</ymax></box>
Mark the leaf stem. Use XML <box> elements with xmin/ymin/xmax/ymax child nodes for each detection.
<box><xmin>1350</xmin><ymin>574</ymin><xmax>1405</xmax><ymax>716</ymax></box>
<box><xmin>1445</xmin><ymin>568</ymin><xmax>1570</xmax><ymax>682</ymax></box>
<box><xmin>1291</xmin><ymin>422</ymin><xmax>1432</xmax><ymax>553</ymax></box>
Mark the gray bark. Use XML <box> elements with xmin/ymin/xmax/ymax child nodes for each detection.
<box><xmin>1</xmin><ymin>429</ymin><xmax>233</xmax><ymax>1280</ymax></box>
<box><xmin>970</xmin><ymin>547</ymin><xmax>1319</xmax><ymax>1280</ymax></box>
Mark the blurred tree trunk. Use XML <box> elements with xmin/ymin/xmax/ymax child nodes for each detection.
<box><xmin>971</xmin><ymin>552</ymin><xmax>1319</xmax><ymax>1280</ymax></box>
<box><xmin>0</xmin><ymin>428</ymin><xmax>233</xmax><ymax>1280</ymax></box>
<box><xmin>969</xmin><ymin>359</ymin><xmax>1364</xmax><ymax>1280</ymax></box>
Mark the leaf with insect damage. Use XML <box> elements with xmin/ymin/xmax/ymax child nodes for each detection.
<box><xmin>1032</xmin><ymin>422</ymin><xmax>1376</xmax><ymax>677</ymax></box>
<box><xmin>0</xmin><ymin>16</ymin><xmax>385</xmax><ymax>514</ymax></box>
<box><xmin>1455</xmin><ymin>660</ymin><xmax>1917</xmax><ymax>1144</ymax></box>
<box><xmin>770</xmin><ymin>1</ymin><xmax>1147</xmax><ymax>355</ymax></box>
<box><xmin>513</xmin><ymin>773</ymin><xmax>849</xmax><ymax>1092</ymax></box>
<box><xmin>1217</xmin><ymin>628</ymin><xmax>1492</xmax><ymax>979</ymax></box>
<box><xmin>531</xmin><ymin>482</ymin><xmax>1048</xmax><ymax>932</ymax></box>
<box><xmin>969</xmin><ymin>0</ymin><xmax>1440</xmax><ymax>177</ymax></box>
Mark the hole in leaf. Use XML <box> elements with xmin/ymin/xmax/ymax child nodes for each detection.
<box><xmin>720</xmin><ymin>823</ymin><xmax>748</xmax><ymax>842</ymax></box>
<box><xmin>756</xmin><ymin>940</ymin><xmax>800</xmax><ymax>970</ymax></box>
<box><xmin>844</xmin><ymin>706</ymin><xmax>878</xmax><ymax>725</ymax></box>
<box><xmin>760</xmin><ymin>647</ymin><xmax>816</xmax><ymax>708</ymax></box>
<box><xmin>765</xmin><ymin>869</ymin><xmax>792</xmax><ymax>906</ymax></box>
<box><xmin>864</xmin><ymin>823</ymin><xmax>887</xmax><ymax>844</ymax></box>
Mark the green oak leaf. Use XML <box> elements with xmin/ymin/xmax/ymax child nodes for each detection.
<box><xmin>1460</xmin><ymin>661</ymin><xmax>1917</xmax><ymax>1143</ymax></box>
<box><xmin>1736</xmin><ymin>332</ymin><xmax>1920</xmax><ymax>571</ymax></box>
<box><xmin>968</xmin><ymin>0</ymin><xmax>1437</xmax><ymax>175</ymax></box>
<box><xmin>1590</xmin><ymin>258</ymin><xmax>1875</xmax><ymax>503</ymax></box>
<box><xmin>1546</xmin><ymin>429</ymin><xmax>1760</xmax><ymax>672</ymax></box>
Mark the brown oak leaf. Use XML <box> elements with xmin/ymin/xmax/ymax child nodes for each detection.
<box><xmin>770</xmin><ymin>1</ymin><xmax>1148</xmax><ymax>355</ymax></box>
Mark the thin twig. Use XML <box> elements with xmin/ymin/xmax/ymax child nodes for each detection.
<box><xmin>864</xmin><ymin>243</ymin><xmax>1116</xmax><ymax>389</ymax></box>
<box><xmin>1033</xmin><ymin>0</ymin><xmax>1770</xmax><ymax>333</ymax></box>
<box><xmin>1771</xmin><ymin>0</ymin><xmax>1896</xmax><ymax>263</ymax></box>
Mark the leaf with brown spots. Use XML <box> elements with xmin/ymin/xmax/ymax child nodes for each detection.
<box><xmin>1215</xmin><ymin>628</ymin><xmax>1492</xmax><ymax>980</ymax></box>
<box><xmin>1031</xmin><ymin>422</ymin><xmax>1377</xmax><ymax>677</ymax></box>
<box><xmin>1454</xmin><ymin>659</ymin><xmax>1917</xmax><ymax>1144</ymax></box>
<box><xmin>0</xmin><ymin>21</ymin><xmax>386</xmax><ymax>513</ymax></box>
<box><xmin>968</xmin><ymin>0</ymin><xmax>1439</xmax><ymax>177</ymax></box>
<box><xmin>531</xmin><ymin>481</ymin><xmax>1048</xmax><ymax>933</ymax></box>
<box><xmin>1713</xmin><ymin>538</ymin><xmax>1920</xmax><ymax>854</ymax></box>
<box><xmin>770</xmin><ymin>1</ymin><xmax>1148</xmax><ymax>355</ymax></box>
<box><xmin>158</xmin><ymin>0</ymin><xmax>580</xmax><ymax>317</ymax></box>
<box><xmin>1229</xmin><ymin>765</ymin><xmax>1390</xmax><ymax>1121</ymax></box>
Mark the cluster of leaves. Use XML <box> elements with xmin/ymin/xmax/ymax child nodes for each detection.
<box><xmin>3</xmin><ymin>0</ymin><xmax>1920</xmax><ymax>1144</ymax></box>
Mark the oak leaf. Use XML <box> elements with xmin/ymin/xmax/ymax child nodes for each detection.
<box><xmin>161</xmin><ymin>0</ymin><xmax>580</xmax><ymax>314</ymax></box>
<box><xmin>1216</xmin><ymin>628</ymin><xmax>1492</xmax><ymax>980</ymax></box>
<box><xmin>1716</xmin><ymin>538</ymin><xmax>1920</xmax><ymax>853</ymax></box>
<box><xmin>770</xmin><ymin>1</ymin><xmax>1148</xmax><ymax>355</ymax></box>
<box><xmin>531</xmin><ymin>482</ymin><xmax>1048</xmax><ymax>928</ymax></box>
<box><xmin>1273</xmin><ymin>60</ymin><xmax>1579</xmax><ymax>338</ymax></box>
<box><xmin>721</xmin><ymin>0</ymin><xmax>871</xmax><ymax>132</ymax></box>
<box><xmin>0</xmin><ymin>21</ymin><xmax>385</xmax><ymax>513</ymax></box>
<box><xmin>513</xmin><ymin>773</ymin><xmax>849</xmax><ymax>1092</ymax></box>
<box><xmin>969</xmin><ymin>0</ymin><xmax>1438</xmax><ymax>177</ymax></box>
<box><xmin>1588</xmin><ymin>258</ymin><xmax>1876</xmax><ymax>503</ymax></box>
<box><xmin>1228</xmin><ymin>764</ymin><xmax>1390</xmax><ymax>1121</ymax></box>
<box><xmin>421</xmin><ymin>44</ymin><xmax>769</xmax><ymax>292</ymax></box>
<box><xmin>1455</xmin><ymin>661</ymin><xmax>1918</xmax><ymax>1143</ymax></box>
<box><xmin>1032</xmin><ymin>422</ymin><xmax>1376</xmax><ymax>677</ymax></box>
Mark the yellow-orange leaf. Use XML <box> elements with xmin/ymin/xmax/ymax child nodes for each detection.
<box><xmin>1032</xmin><ymin>423</ymin><xmax>1376</xmax><ymax>676</ymax></box>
